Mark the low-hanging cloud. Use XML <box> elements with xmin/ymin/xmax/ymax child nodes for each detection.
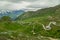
<box><xmin>0</xmin><ymin>0</ymin><xmax>59</xmax><ymax>11</ymax></box>
<box><xmin>0</xmin><ymin>1</ymin><xmax>31</xmax><ymax>10</ymax></box>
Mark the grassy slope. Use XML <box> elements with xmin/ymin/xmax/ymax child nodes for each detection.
<box><xmin>0</xmin><ymin>5</ymin><xmax>60</xmax><ymax>40</ymax></box>
<box><xmin>16</xmin><ymin>5</ymin><xmax>60</xmax><ymax>38</ymax></box>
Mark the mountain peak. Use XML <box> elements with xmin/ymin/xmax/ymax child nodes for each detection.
<box><xmin>0</xmin><ymin>10</ymin><xmax>24</xmax><ymax>20</ymax></box>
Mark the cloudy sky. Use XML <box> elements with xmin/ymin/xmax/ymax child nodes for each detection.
<box><xmin>0</xmin><ymin>0</ymin><xmax>60</xmax><ymax>11</ymax></box>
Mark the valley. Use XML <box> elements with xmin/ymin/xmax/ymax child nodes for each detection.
<box><xmin>0</xmin><ymin>5</ymin><xmax>60</xmax><ymax>40</ymax></box>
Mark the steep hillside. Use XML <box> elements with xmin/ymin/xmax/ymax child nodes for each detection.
<box><xmin>15</xmin><ymin>5</ymin><xmax>60</xmax><ymax>38</ymax></box>
<box><xmin>16</xmin><ymin>5</ymin><xmax>60</xmax><ymax>20</ymax></box>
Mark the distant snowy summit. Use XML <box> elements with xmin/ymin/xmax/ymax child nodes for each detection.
<box><xmin>0</xmin><ymin>9</ymin><xmax>24</xmax><ymax>20</ymax></box>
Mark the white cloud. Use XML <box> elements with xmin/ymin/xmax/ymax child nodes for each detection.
<box><xmin>0</xmin><ymin>1</ymin><xmax>31</xmax><ymax>10</ymax></box>
<box><xmin>28</xmin><ymin>0</ymin><xmax>59</xmax><ymax>8</ymax></box>
<box><xmin>8</xmin><ymin>1</ymin><xmax>31</xmax><ymax>10</ymax></box>
<box><xmin>24</xmin><ymin>8</ymin><xmax>41</xmax><ymax>11</ymax></box>
<box><xmin>25</xmin><ymin>0</ymin><xmax>60</xmax><ymax>11</ymax></box>
<box><xmin>0</xmin><ymin>0</ymin><xmax>38</xmax><ymax>2</ymax></box>
<box><xmin>0</xmin><ymin>0</ymin><xmax>59</xmax><ymax>11</ymax></box>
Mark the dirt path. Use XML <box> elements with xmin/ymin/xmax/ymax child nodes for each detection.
<box><xmin>48</xmin><ymin>37</ymin><xmax>59</xmax><ymax>40</ymax></box>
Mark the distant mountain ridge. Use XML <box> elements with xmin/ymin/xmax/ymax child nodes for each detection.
<box><xmin>0</xmin><ymin>10</ymin><xmax>24</xmax><ymax>20</ymax></box>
